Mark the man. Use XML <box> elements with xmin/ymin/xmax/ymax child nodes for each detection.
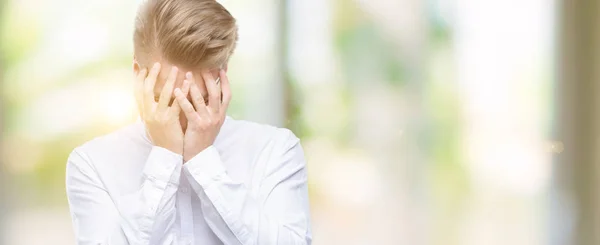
<box><xmin>65</xmin><ymin>0</ymin><xmax>312</xmax><ymax>244</ymax></box>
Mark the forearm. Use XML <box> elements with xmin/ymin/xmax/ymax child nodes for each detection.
<box><xmin>182</xmin><ymin>146</ymin><xmax>312</xmax><ymax>245</ymax></box>
<box><xmin>67</xmin><ymin>147</ymin><xmax>183</xmax><ymax>245</ymax></box>
<box><xmin>191</xmin><ymin>176</ymin><xmax>310</xmax><ymax>245</ymax></box>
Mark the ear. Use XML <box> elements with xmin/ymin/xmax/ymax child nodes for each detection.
<box><xmin>133</xmin><ymin>57</ymin><xmax>141</xmax><ymax>74</ymax></box>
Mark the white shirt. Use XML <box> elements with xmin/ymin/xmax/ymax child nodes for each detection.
<box><xmin>65</xmin><ymin>116</ymin><xmax>312</xmax><ymax>245</ymax></box>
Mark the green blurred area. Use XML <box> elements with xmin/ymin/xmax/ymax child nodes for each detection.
<box><xmin>2</xmin><ymin>0</ymin><xmax>460</xmax><ymax>206</ymax></box>
<box><xmin>0</xmin><ymin>0</ymin><xmax>555</xmax><ymax>244</ymax></box>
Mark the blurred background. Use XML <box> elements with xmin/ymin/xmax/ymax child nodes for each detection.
<box><xmin>1</xmin><ymin>0</ymin><xmax>599</xmax><ymax>244</ymax></box>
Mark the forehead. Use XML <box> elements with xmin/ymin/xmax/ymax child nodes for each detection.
<box><xmin>153</xmin><ymin>64</ymin><xmax>197</xmax><ymax>94</ymax></box>
<box><xmin>151</xmin><ymin>63</ymin><xmax>221</xmax><ymax>95</ymax></box>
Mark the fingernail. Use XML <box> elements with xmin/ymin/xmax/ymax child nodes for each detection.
<box><xmin>174</xmin><ymin>88</ymin><xmax>182</xmax><ymax>95</ymax></box>
<box><xmin>172</xmin><ymin>66</ymin><xmax>178</xmax><ymax>72</ymax></box>
<box><xmin>153</xmin><ymin>62</ymin><xmax>160</xmax><ymax>69</ymax></box>
<box><xmin>186</xmin><ymin>72</ymin><xmax>193</xmax><ymax>79</ymax></box>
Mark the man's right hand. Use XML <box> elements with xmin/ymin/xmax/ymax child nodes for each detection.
<box><xmin>135</xmin><ymin>62</ymin><xmax>191</xmax><ymax>155</ymax></box>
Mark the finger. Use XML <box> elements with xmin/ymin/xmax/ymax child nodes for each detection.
<box><xmin>185</xmin><ymin>72</ymin><xmax>205</xmax><ymax>106</ymax></box>
<box><xmin>174</xmin><ymin>88</ymin><xmax>199</xmax><ymax>123</ymax></box>
<box><xmin>169</xmin><ymin>79</ymin><xmax>191</xmax><ymax>117</ymax></box>
<box><xmin>158</xmin><ymin>66</ymin><xmax>178</xmax><ymax>111</ymax></box>
<box><xmin>144</xmin><ymin>62</ymin><xmax>161</xmax><ymax>107</ymax></box>
<box><xmin>135</xmin><ymin>68</ymin><xmax>148</xmax><ymax>117</ymax></box>
<box><xmin>190</xmin><ymin>83</ymin><xmax>210</xmax><ymax>118</ymax></box>
<box><xmin>202</xmin><ymin>71</ymin><xmax>221</xmax><ymax>113</ymax></box>
<box><xmin>219</xmin><ymin>69</ymin><xmax>232</xmax><ymax>115</ymax></box>
<box><xmin>187</xmin><ymin>72</ymin><xmax>209</xmax><ymax>117</ymax></box>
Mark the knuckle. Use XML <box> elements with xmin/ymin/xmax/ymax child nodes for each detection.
<box><xmin>193</xmin><ymin>95</ymin><xmax>202</xmax><ymax>103</ymax></box>
<box><xmin>209</xmin><ymin>117</ymin><xmax>219</xmax><ymax>126</ymax></box>
<box><xmin>200</xmin><ymin>123</ymin><xmax>210</xmax><ymax>130</ymax></box>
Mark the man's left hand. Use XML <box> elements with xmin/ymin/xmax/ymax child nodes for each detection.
<box><xmin>174</xmin><ymin>70</ymin><xmax>232</xmax><ymax>162</ymax></box>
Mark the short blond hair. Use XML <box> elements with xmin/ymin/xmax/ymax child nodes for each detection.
<box><xmin>133</xmin><ymin>0</ymin><xmax>238</xmax><ymax>69</ymax></box>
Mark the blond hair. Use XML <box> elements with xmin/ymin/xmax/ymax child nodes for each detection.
<box><xmin>133</xmin><ymin>0</ymin><xmax>238</xmax><ymax>69</ymax></box>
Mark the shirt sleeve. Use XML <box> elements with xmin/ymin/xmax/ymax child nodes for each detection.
<box><xmin>183</xmin><ymin>131</ymin><xmax>312</xmax><ymax>245</ymax></box>
<box><xmin>66</xmin><ymin>146</ymin><xmax>183</xmax><ymax>245</ymax></box>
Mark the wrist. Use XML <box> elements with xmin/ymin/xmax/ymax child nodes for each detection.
<box><xmin>170</xmin><ymin>148</ymin><xmax>184</xmax><ymax>156</ymax></box>
<box><xmin>156</xmin><ymin>142</ymin><xmax>183</xmax><ymax>156</ymax></box>
<box><xmin>183</xmin><ymin>145</ymin><xmax>210</xmax><ymax>163</ymax></box>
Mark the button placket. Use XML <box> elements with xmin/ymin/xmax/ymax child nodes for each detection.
<box><xmin>178</xmin><ymin>170</ymin><xmax>194</xmax><ymax>242</ymax></box>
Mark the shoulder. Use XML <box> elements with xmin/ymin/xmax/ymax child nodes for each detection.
<box><xmin>221</xmin><ymin>117</ymin><xmax>307</xmax><ymax>182</ymax></box>
<box><xmin>68</xmin><ymin>122</ymin><xmax>148</xmax><ymax>168</ymax></box>
<box><xmin>220</xmin><ymin>116</ymin><xmax>301</xmax><ymax>151</ymax></box>
<box><xmin>219</xmin><ymin>117</ymin><xmax>305</xmax><ymax>177</ymax></box>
